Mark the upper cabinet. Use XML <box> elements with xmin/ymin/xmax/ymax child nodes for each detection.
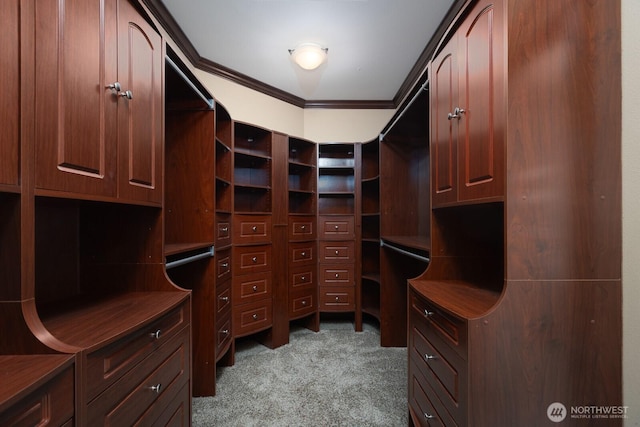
<box><xmin>0</xmin><ymin>0</ymin><xmax>20</xmax><ymax>189</ymax></box>
<box><xmin>33</xmin><ymin>0</ymin><xmax>162</xmax><ymax>205</ymax></box>
<box><xmin>431</xmin><ymin>0</ymin><xmax>504</xmax><ymax>207</ymax></box>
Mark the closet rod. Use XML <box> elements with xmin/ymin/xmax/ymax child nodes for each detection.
<box><xmin>381</xmin><ymin>240</ymin><xmax>430</xmax><ymax>263</ymax></box>
<box><xmin>379</xmin><ymin>79</ymin><xmax>428</xmax><ymax>141</ymax></box>
<box><xmin>166</xmin><ymin>56</ymin><xmax>215</xmax><ymax>109</ymax></box>
<box><xmin>166</xmin><ymin>246</ymin><xmax>215</xmax><ymax>269</ymax></box>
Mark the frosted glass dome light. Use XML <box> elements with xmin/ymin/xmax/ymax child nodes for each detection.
<box><xmin>289</xmin><ymin>43</ymin><xmax>328</xmax><ymax>70</ymax></box>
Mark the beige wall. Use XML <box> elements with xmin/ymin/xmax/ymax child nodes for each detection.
<box><xmin>156</xmin><ymin>1</ymin><xmax>639</xmax><ymax>423</ymax></box>
<box><xmin>622</xmin><ymin>0</ymin><xmax>639</xmax><ymax>424</ymax></box>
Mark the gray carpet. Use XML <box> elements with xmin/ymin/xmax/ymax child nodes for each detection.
<box><xmin>192</xmin><ymin>321</ymin><xmax>408</xmax><ymax>426</ymax></box>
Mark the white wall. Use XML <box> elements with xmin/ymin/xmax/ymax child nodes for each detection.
<box><xmin>622</xmin><ymin>0</ymin><xmax>639</xmax><ymax>424</ymax></box>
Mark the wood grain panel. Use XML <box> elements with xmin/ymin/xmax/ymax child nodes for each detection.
<box><xmin>0</xmin><ymin>0</ymin><xmax>20</xmax><ymax>187</ymax></box>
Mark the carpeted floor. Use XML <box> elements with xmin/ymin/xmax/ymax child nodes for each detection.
<box><xmin>192</xmin><ymin>320</ymin><xmax>408</xmax><ymax>426</ymax></box>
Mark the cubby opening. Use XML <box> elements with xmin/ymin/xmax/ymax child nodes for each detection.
<box><xmin>0</xmin><ymin>192</ymin><xmax>20</xmax><ymax>301</ymax></box>
<box><xmin>234</xmin><ymin>123</ymin><xmax>272</xmax><ymax>158</ymax></box>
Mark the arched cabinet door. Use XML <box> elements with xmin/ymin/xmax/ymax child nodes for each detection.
<box><xmin>116</xmin><ymin>0</ymin><xmax>163</xmax><ymax>205</ymax></box>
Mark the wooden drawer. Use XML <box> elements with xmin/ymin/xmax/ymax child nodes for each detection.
<box><xmin>86</xmin><ymin>304</ymin><xmax>188</xmax><ymax>402</ymax></box>
<box><xmin>215</xmin><ymin>315</ymin><xmax>232</xmax><ymax>358</ymax></box>
<box><xmin>410</xmin><ymin>290</ymin><xmax>467</xmax><ymax>360</ymax></box>
<box><xmin>153</xmin><ymin>382</ymin><xmax>190</xmax><ymax>427</ymax></box>
<box><xmin>288</xmin><ymin>216</ymin><xmax>316</xmax><ymax>241</ymax></box>
<box><xmin>409</xmin><ymin>358</ymin><xmax>456</xmax><ymax>427</ymax></box>
<box><xmin>233</xmin><ymin>298</ymin><xmax>273</xmax><ymax>337</ymax></box>
<box><xmin>319</xmin><ymin>215</ymin><xmax>355</xmax><ymax>239</ymax></box>
<box><xmin>233</xmin><ymin>244</ymin><xmax>272</xmax><ymax>275</ymax></box>
<box><xmin>289</xmin><ymin>288</ymin><xmax>316</xmax><ymax>319</ymax></box>
<box><xmin>289</xmin><ymin>241</ymin><xmax>316</xmax><ymax>266</ymax></box>
<box><xmin>233</xmin><ymin>214</ymin><xmax>271</xmax><ymax>244</ymax></box>
<box><xmin>216</xmin><ymin>278</ymin><xmax>231</xmax><ymax>315</ymax></box>
<box><xmin>216</xmin><ymin>248</ymin><xmax>231</xmax><ymax>281</ymax></box>
<box><xmin>215</xmin><ymin>214</ymin><xmax>231</xmax><ymax>248</ymax></box>
<box><xmin>232</xmin><ymin>271</ymin><xmax>272</xmax><ymax>305</ymax></box>
<box><xmin>0</xmin><ymin>362</ymin><xmax>74</xmax><ymax>427</ymax></box>
<box><xmin>87</xmin><ymin>329</ymin><xmax>190</xmax><ymax>426</ymax></box>
<box><xmin>319</xmin><ymin>286</ymin><xmax>355</xmax><ymax>311</ymax></box>
<box><xmin>319</xmin><ymin>240</ymin><xmax>355</xmax><ymax>263</ymax></box>
<box><xmin>319</xmin><ymin>264</ymin><xmax>355</xmax><ymax>286</ymax></box>
<box><xmin>289</xmin><ymin>264</ymin><xmax>316</xmax><ymax>290</ymax></box>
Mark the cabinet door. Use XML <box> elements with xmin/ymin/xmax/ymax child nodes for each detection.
<box><xmin>116</xmin><ymin>0</ymin><xmax>163</xmax><ymax>204</ymax></box>
<box><xmin>457</xmin><ymin>0</ymin><xmax>504</xmax><ymax>201</ymax></box>
<box><xmin>34</xmin><ymin>0</ymin><xmax>118</xmax><ymax>197</ymax></box>
<box><xmin>1</xmin><ymin>0</ymin><xmax>19</xmax><ymax>187</ymax></box>
<box><xmin>430</xmin><ymin>36</ymin><xmax>459</xmax><ymax>207</ymax></box>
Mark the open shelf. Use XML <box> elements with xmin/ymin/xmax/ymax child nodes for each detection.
<box><xmin>234</xmin><ymin>122</ymin><xmax>271</xmax><ymax>158</ymax></box>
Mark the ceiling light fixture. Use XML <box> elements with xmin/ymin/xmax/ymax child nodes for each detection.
<box><xmin>288</xmin><ymin>43</ymin><xmax>328</xmax><ymax>70</ymax></box>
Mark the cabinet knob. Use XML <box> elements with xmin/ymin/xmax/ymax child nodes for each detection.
<box><xmin>221</xmin><ymin>262</ymin><xmax>229</xmax><ymax>268</ymax></box>
<box><xmin>301</xmin><ymin>252</ymin><xmax>307</xmax><ymax>257</ymax></box>
<box><xmin>119</xmin><ymin>90</ymin><xmax>133</xmax><ymax>100</ymax></box>
<box><xmin>335</xmin><ymin>250</ymin><xmax>340</xmax><ymax>255</ymax></box>
<box><xmin>149</xmin><ymin>329</ymin><xmax>162</xmax><ymax>340</ymax></box>
<box><xmin>221</xmin><ymin>226</ymin><xmax>228</xmax><ymax>232</ymax></box>
<box><xmin>252</xmin><ymin>256</ymin><xmax>258</xmax><ymax>263</ymax></box>
<box><xmin>252</xmin><ymin>285</ymin><xmax>258</xmax><ymax>292</ymax></box>
<box><xmin>424</xmin><ymin>413</ymin><xmax>435</xmax><ymax>420</ymax></box>
<box><xmin>106</xmin><ymin>82</ymin><xmax>121</xmax><ymax>92</ymax></box>
<box><xmin>149</xmin><ymin>383</ymin><xmax>162</xmax><ymax>394</ymax></box>
<box><xmin>424</xmin><ymin>354</ymin><xmax>438</xmax><ymax>361</ymax></box>
<box><xmin>301</xmin><ymin>225</ymin><xmax>306</xmax><ymax>230</ymax></box>
<box><xmin>301</xmin><ymin>276</ymin><xmax>306</xmax><ymax>281</ymax></box>
<box><xmin>334</xmin><ymin>225</ymin><xmax>339</xmax><ymax>230</ymax></box>
<box><xmin>302</xmin><ymin>300</ymin><xmax>307</xmax><ymax>306</ymax></box>
<box><xmin>335</xmin><ymin>273</ymin><xmax>339</xmax><ymax>278</ymax></box>
<box><xmin>335</xmin><ymin>296</ymin><xmax>340</xmax><ymax>301</ymax></box>
<box><xmin>424</xmin><ymin>309</ymin><xmax>434</xmax><ymax>317</ymax></box>
<box><xmin>252</xmin><ymin>313</ymin><xmax>258</xmax><ymax>320</ymax></box>
<box><xmin>222</xmin><ymin>329</ymin><xmax>229</xmax><ymax>335</ymax></box>
<box><xmin>220</xmin><ymin>296</ymin><xmax>229</xmax><ymax>302</ymax></box>
<box><xmin>252</xmin><ymin>226</ymin><xmax>258</xmax><ymax>232</ymax></box>
<box><xmin>447</xmin><ymin>106</ymin><xmax>465</xmax><ymax>120</ymax></box>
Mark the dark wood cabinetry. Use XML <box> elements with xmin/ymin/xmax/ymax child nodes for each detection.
<box><xmin>33</xmin><ymin>0</ymin><xmax>163</xmax><ymax>204</ymax></box>
<box><xmin>409</xmin><ymin>0</ymin><xmax>621</xmax><ymax>425</ymax></box>
<box><xmin>318</xmin><ymin>144</ymin><xmax>361</xmax><ymax>330</ymax></box>
<box><xmin>431</xmin><ymin>0</ymin><xmax>504</xmax><ymax>207</ymax></box>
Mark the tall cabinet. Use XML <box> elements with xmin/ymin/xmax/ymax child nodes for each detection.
<box><xmin>408</xmin><ymin>0</ymin><xmax>622</xmax><ymax>425</ymax></box>
<box><xmin>1</xmin><ymin>0</ymin><xmax>191</xmax><ymax>425</ymax></box>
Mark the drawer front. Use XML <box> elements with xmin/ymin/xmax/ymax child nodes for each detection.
<box><xmin>289</xmin><ymin>288</ymin><xmax>316</xmax><ymax>318</ymax></box>
<box><xmin>86</xmin><ymin>304</ymin><xmax>188</xmax><ymax>401</ymax></box>
<box><xmin>87</xmin><ymin>329</ymin><xmax>190</xmax><ymax>426</ymax></box>
<box><xmin>215</xmin><ymin>214</ymin><xmax>231</xmax><ymax>248</ymax></box>
<box><xmin>409</xmin><ymin>359</ymin><xmax>456</xmax><ymax>427</ymax></box>
<box><xmin>0</xmin><ymin>366</ymin><xmax>74</xmax><ymax>427</ymax></box>
<box><xmin>233</xmin><ymin>245</ymin><xmax>272</xmax><ymax>275</ymax></box>
<box><xmin>152</xmin><ymin>382</ymin><xmax>191</xmax><ymax>427</ymax></box>
<box><xmin>319</xmin><ymin>241</ymin><xmax>355</xmax><ymax>263</ymax></box>
<box><xmin>319</xmin><ymin>215</ymin><xmax>355</xmax><ymax>239</ymax></box>
<box><xmin>289</xmin><ymin>241</ymin><xmax>316</xmax><ymax>266</ymax></box>
<box><xmin>410</xmin><ymin>291</ymin><xmax>467</xmax><ymax>359</ymax></box>
<box><xmin>215</xmin><ymin>316</ymin><xmax>232</xmax><ymax>357</ymax></box>
<box><xmin>232</xmin><ymin>271</ymin><xmax>272</xmax><ymax>304</ymax></box>
<box><xmin>289</xmin><ymin>264</ymin><xmax>316</xmax><ymax>290</ymax></box>
<box><xmin>319</xmin><ymin>264</ymin><xmax>355</xmax><ymax>286</ymax></box>
<box><xmin>216</xmin><ymin>249</ymin><xmax>231</xmax><ymax>281</ymax></box>
<box><xmin>233</xmin><ymin>298</ymin><xmax>273</xmax><ymax>337</ymax></box>
<box><xmin>319</xmin><ymin>286</ymin><xmax>355</xmax><ymax>311</ymax></box>
<box><xmin>233</xmin><ymin>214</ymin><xmax>271</xmax><ymax>244</ymax></box>
<box><xmin>216</xmin><ymin>278</ymin><xmax>231</xmax><ymax>315</ymax></box>
<box><xmin>288</xmin><ymin>216</ymin><xmax>316</xmax><ymax>241</ymax></box>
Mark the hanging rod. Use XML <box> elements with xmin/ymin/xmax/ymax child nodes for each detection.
<box><xmin>166</xmin><ymin>246</ymin><xmax>215</xmax><ymax>269</ymax></box>
<box><xmin>379</xmin><ymin>79</ymin><xmax>429</xmax><ymax>142</ymax></box>
<box><xmin>166</xmin><ymin>55</ymin><xmax>215</xmax><ymax>109</ymax></box>
<box><xmin>381</xmin><ymin>239</ymin><xmax>430</xmax><ymax>263</ymax></box>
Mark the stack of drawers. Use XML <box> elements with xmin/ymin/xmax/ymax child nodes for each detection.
<box><xmin>215</xmin><ymin>217</ymin><xmax>232</xmax><ymax>359</ymax></box>
<box><xmin>408</xmin><ymin>287</ymin><xmax>468</xmax><ymax>426</ymax></box>
<box><xmin>232</xmin><ymin>215</ymin><xmax>273</xmax><ymax>337</ymax></box>
<box><xmin>288</xmin><ymin>215</ymin><xmax>317</xmax><ymax>319</ymax></box>
<box><xmin>318</xmin><ymin>215</ymin><xmax>356</xmax><ymax>311</ymax></box>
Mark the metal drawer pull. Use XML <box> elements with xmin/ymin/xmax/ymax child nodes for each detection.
<box><xmin>301</xmin><ymin>276</ymin><xmax>306</xmax><ymax>281</ymax></box>
<box><xmin>221</xmin><ymin>262</ymin><xmax>229</xmax><ymax>268</ymax></box>
<box><xmin>424</xmin><ymin>354</ymin><xmax>438</xmax><ymax>361</ymax></box>
<box><xmin>220</xmin><ymin>296</ymin><xmax>229</xmax><ymax>302</ymax></box>
<box><xmin>119</xmin><ymin>90</ymin><xmax>133</xmax><ymax>99</ymax></box>
<box><xmin>252</xmin><ymin>256</ymin><xmax>258</xmax><ymax>263</ymax></box>
<box><xmin>106</xmin><ymin>82</ymin><xmax>121</xmax><ymax>91</ymax></box>
<box><xmin>150</xmin><ymin>384</ymin><xmax>162</xmax><ymax>394</ymax></box>
<box><xmin>424</xmin><ymin>413</ymin><xmax>435</xmax><ymax>420</ymax></box>
<box><xmin>301</xmin><ymin>252</ymin><xmax>306</xmax><ymax>257</ymax></box>
<box><xmin>335</xmin><ymin>296</ymin><xmax>340</xmax><ymax>301</ymax></box>
<box><xmin>301</xmin><ymin>225</ymin><xmax>306</xmax><ymax>230</ymax></box>
<box><xmin>335</xmin><ymin>273</ymin><xmax>339</xmax><ymax>278</ymax></box>
<box><xmin>447</xmin><ymin>106</ymin><xmax>465</xmax><ymax>120</ymax></box>
<box><xmin>252</xmin><ymin>313</ymin><xmax>259</xmax><ymax>320</ymax></box>
<box><xmin>334</xmin><ymin>225</ymin><xmax>339</xmax><ymax>230</ymax></box>
<box><xmin>221</xmin><ymin>226</ymin><xmax>228</xmax><ymax>232</ymax></box>
<box><xmin>150</xmin><ymin>330</ymin><xmax>162</xmax><ymax>340</ymax></box>
<box><xmin>252</xmin><ymin>226</ymin><xmax>258</xmax><ymax>232</ymax></box>
<box><xmin>222</xmin><ymin>329</ymin><xmax>229</xmax><ymax>335</ymax></box>
<box><xmin>252</xmin><ymin>285</ymin><xmax>258</xmax><ymax>292</ymax></box>
<box><xmin>302</xmin><ymin>300</ymin><xmax>307</xmax><ymax>306</ymax></box>
<box><xmin>424</xmin><ymin>309</ymin><xmax>434</xmax><ymax>317</ymax></box>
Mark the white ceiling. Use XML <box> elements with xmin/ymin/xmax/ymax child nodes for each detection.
<box><xmin>156</xmin><ymin>0</ymin><xmax>456</xmax><ymax>104</ymax></box>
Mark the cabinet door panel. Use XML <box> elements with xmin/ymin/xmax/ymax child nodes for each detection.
<box><xmin>1</xmin><ymin>0</ymin><xmax>20</xmax><ymax>186</ymax></box>
<box><xmin>117</xmin><ymin>0</ymin><xmax>163</xmax><ymax>204</ymax></box>
<box><xmin>430</xmin><ymin>39</ymin><xmax>458</xmax><ymax>206</ymax></box>
<box><xmin>458</xmin><ymin>0</ymin><xmax>504</xmax><ymax>201</ymax></box>
<box><xmin>35</xmin><ymin>0</ymin><xmax>118</xmax><ymax>196</ymax></box>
